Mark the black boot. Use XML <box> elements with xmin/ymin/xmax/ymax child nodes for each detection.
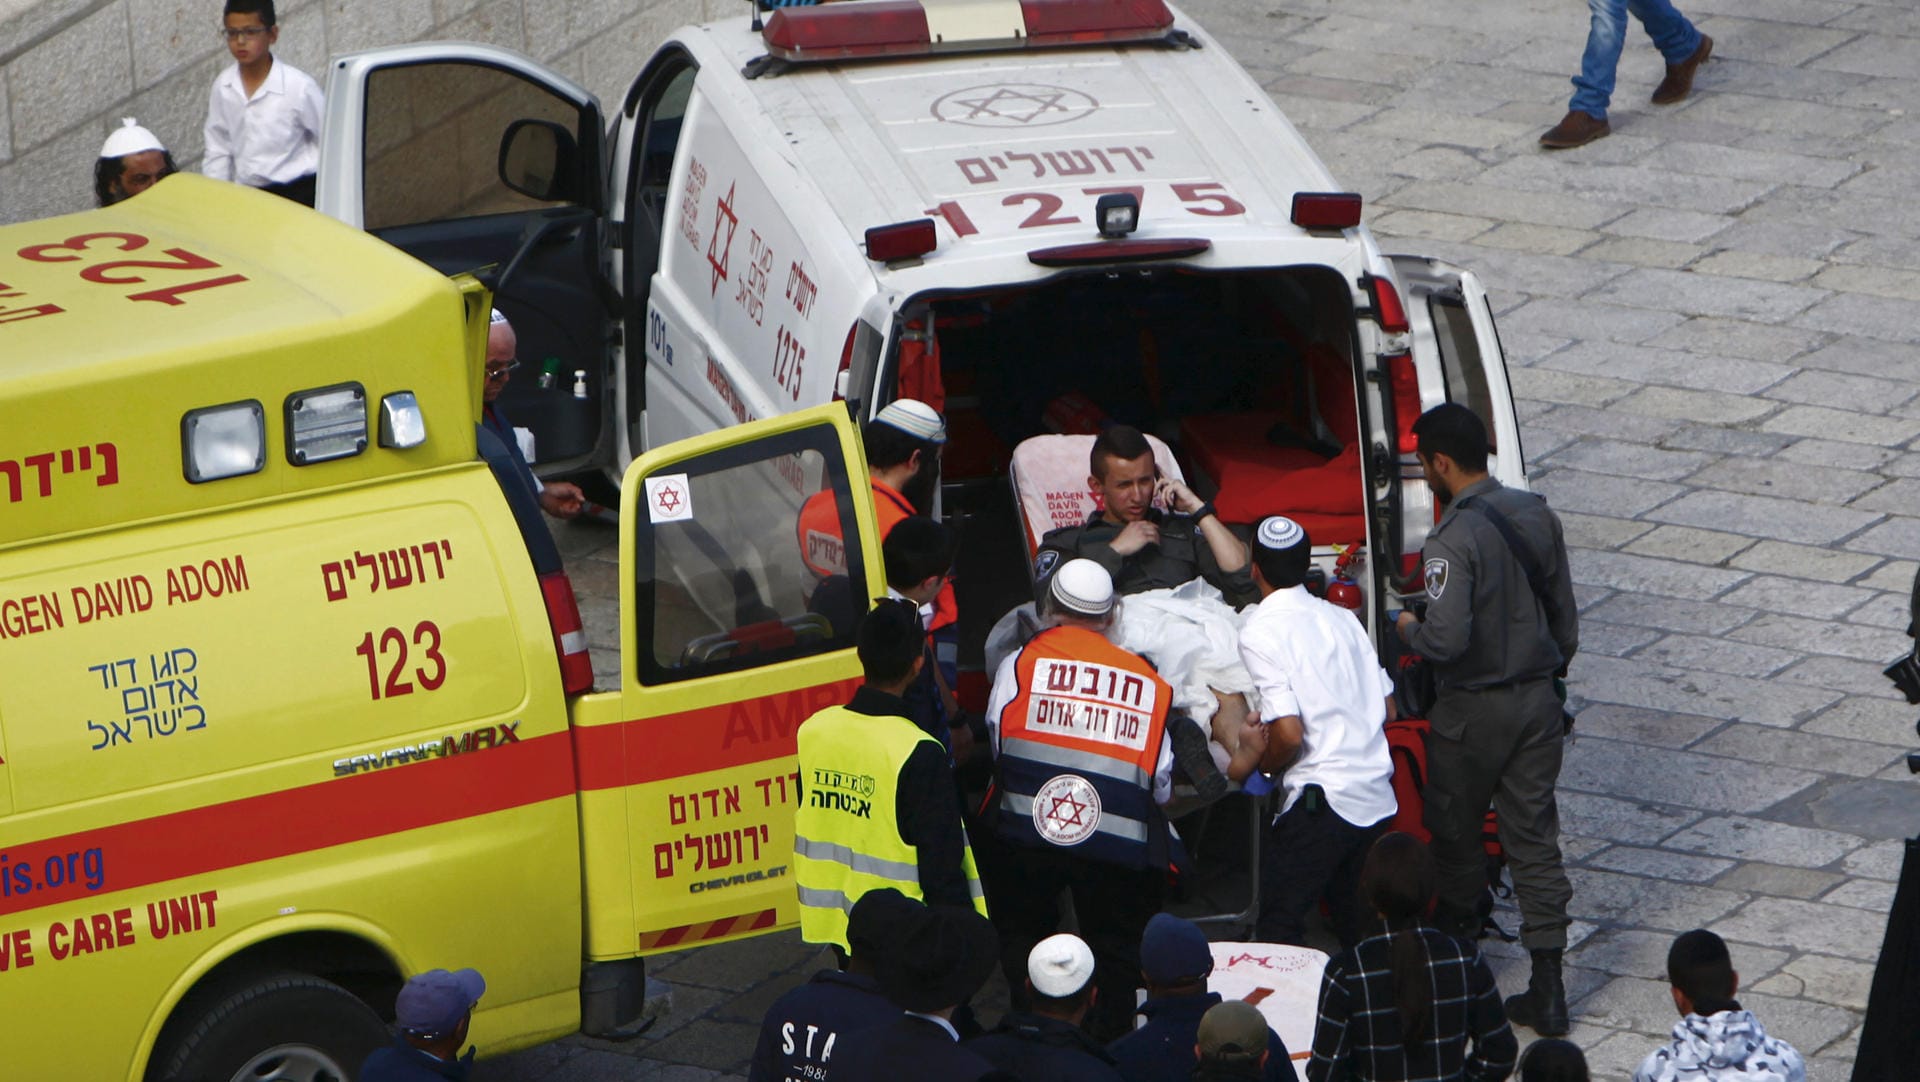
<box><xmin>1504</xmin><ymin>948</ymin><xmax>1570</xmax><ymax>1036</ymax></box>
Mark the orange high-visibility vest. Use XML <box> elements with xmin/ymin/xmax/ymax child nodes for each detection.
<box><xmin>994</xmin><ymin>626</ymin><xmax>1175</xmax><ymax>869</ymax></box>
<box><xmin>797</xmin><ymin>479</ymin><xmax>956</xmax><ymax>629</ymax></box>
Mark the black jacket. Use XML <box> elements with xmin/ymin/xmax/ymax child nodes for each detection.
<box><xmin>749</xmin><ymin>969</ymin><xmax>895</xmax><ymax>1082</ymax></box>
<box><xmin>843</xmin><ymin>685</ymin><xmax>974</xmax><ymax>908</ymax></box>
<box><xmin>969</xmin><ymin>1010</ymin><xmax>1125</xmax><ymax>1082</ymax></box>
<box><xmin>834</xmin><ymin>1014</ymin><xmax>1002</xmax><ymax>1082</ymax></box>
<box><xmin>1039</xmin><ymin>509</ymin><xmax>1259</xmax><ymax>609</ymax></box>
<box><xmin>1109</xmin><ymin>992</ymin><xmax>1297</xmax><ymax>1082</ymax></box>
<box><xmin>359</xmin><ymin>1038</ymin><xmax>473</xmax><ymax>1082</ymax></box>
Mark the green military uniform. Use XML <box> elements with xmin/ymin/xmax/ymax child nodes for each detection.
<box><xmin>793</xmin><ymin>689</ymin><xmax>987</xmax><ymax>951</ymax></box>
<box><xmin>1403</xmin><ymin>477</ymin><xmax>1578</xmax><ymax>951</ymax></box>
<box><xmin>1038</xmin><ymin>508</ymin><xmax>1258</xmax><ymax>608</ymax></box>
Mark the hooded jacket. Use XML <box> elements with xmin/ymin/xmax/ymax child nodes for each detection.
<box><xmin>1632</xmin><ymin>1009</ymin><xmax>1806</xmax><ymax>1082</ymax></box>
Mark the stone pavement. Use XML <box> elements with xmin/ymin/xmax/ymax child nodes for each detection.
<box><xmin>520</xmin><ymin>0</ymin><xmax>1917</xmax><ymax>1077</ymax></box>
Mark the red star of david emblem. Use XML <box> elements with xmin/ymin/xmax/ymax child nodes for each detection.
<box><xmin>1046</xmin><ymin>790</ymin><xmax>1090</xmax><ymax>829</ymax></box>
<box><xmin>655</xmin><ymin>483</ymin><xmax>683</xmax><ymax>513</ymax></box>
<box><xmin>706</xmin><ymin>181</ymin><xmax>738</xmax><ymax>296</ymax></box>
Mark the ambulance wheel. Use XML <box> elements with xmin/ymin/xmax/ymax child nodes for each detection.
<box><xmin>153</xmin><ymin>971</ymin><xmax>387</xmax><ymax>1082</ymax></box>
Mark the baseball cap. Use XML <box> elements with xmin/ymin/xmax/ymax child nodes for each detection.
<box><xmin>874</xmin><ymin>399</ymin><xmax>947</xmax><ymax>444</ymax></box>
<box><xmin>1049</xmin><ymin>558</ymin><xmax>1114</xmax><ymax>617</ymax></box>
<box><xmin>1028</xmin><ymin>933</ymin><xmax>1095</xmax><ymax>998</ymax></box>
<box><xmin>395</xmin><ymin>968</ymin><xmax>486</xmax><ymax>1037</ymax></box>
<box><xmin>1139</xmin><ymin>912</ymin><xmax>1212</xmax><ymax>984</ymax></box>
<box><xmin>1197</xmin><ymin>999</ymin><xmax>1268</xmax><ymax>1060</ymax></box>
<box><xmin>101</xmin><ymin>117</ymin><xmax>165</xmax><ymax>159</ymax></box>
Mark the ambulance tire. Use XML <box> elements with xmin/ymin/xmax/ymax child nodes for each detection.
<box><xmin>152</xmin><ymin>970</ymin><xmax>387</xmax><ymax>1082</ymax></box>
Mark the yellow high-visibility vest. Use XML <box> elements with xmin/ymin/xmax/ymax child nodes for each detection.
<box><xmin>793</xmin><ymin>705</ymin><xmax>986</xmax><ymax>950</ymax></box>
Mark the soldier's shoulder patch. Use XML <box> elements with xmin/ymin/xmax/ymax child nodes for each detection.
<box><xmin>1034</xmin><ymin>549</ymin><xmax>1062</xmax><ymax>580</ymax></box>
<box><xmin>1424</xmin><ymin>557</ymin><xmax>1449</xmax><ymax>599</ymax></box>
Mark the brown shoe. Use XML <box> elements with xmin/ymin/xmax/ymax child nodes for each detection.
<box><xmin>1539</xmin><ymin>110</ymin><xmax>1610</xmax><ymax>149</ymax></box>
<box><xmin>1652</xmin><ymin>34</ymin><xmax>1713</xmax><ymax>104</ymax></box>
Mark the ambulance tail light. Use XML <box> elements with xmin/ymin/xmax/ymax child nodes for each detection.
<box><xmin>1386</xmin><ymin>353</ymin><xmax>1420</xmax><ymax>454</ymax></box>
<box><xmin>1291</xmin><ymin>192</ymin><xmax>1363</xmax><ymax>230</ymax></box>
<box><xmin>1363</xmin><ymin>273</ymin><xmax>1410</xmax><ymax>335</ymax></box>
<box><xmin>540</xmin><ymin>571</ymin><xmax>595</xmax><ymax>695</ymax></box>
<box><xmin>865</xmin><ymin>219</ymin><xmax>938</xmax><ymax>263</ymax></box>
<box><xmin>762</xmin><ymin>0</ymin><xmax>1175</xmax><ymax>61</ymax></box>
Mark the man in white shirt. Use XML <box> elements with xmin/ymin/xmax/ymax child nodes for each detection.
<box><xmin>204</xmin><ymin>0</ymin><xmax>323</xmax><ymax>205</ymax></box>
<box><xmin>1238</xmin><ymin>516</ymin><xmax>1397</xmax><ymax>949</ymax></box>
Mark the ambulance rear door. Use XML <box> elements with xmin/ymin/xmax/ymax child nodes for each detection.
<box><xmin>1386</xmin><ymin>256</ymin><xmax>1527</xmax><ymax>571</ymax></box>
<box><xmin>1393</xmin><ymin>256</ymin><xmax>1525</xmax><ymax>487</ymax></box>
<box><xmin>574</xmin><ymin>403</ymin><xmax>881</xmax><ymax>957</ymax></box>
<box><xmin>316</xmin><ymin>44</ymin><xmax>614</xmax><ymax>477</ymax></box>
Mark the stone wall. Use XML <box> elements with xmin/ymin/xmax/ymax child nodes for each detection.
<box><xmin>0</xmin><ymin>0</ymin><xmax>722</xmax><ymax>224</ymax></box>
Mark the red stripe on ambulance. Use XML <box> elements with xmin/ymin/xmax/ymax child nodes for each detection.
<box><xmin>572</xmin><ymin>679</ymin><xmax>859</xmax><ymax>790</ymax></box>
<box><xmin>0</xmin><ymin>731</ymin><xmax>574</xmax><ymax>918</ymax></box>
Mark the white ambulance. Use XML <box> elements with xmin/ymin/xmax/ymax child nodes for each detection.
<box><xmin>314</xmin><ymin>0</ymin><xmax>1524</xmax><ymax>665</ymax></box>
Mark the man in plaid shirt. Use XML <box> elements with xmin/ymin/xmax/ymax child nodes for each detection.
<box><xmin>1306</xmin><ymin>834</ymin><xmax>1517</xmax><ymax>1082</ymax></box>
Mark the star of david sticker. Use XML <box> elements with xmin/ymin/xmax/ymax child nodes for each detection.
<box><xmin>1046</xmin><ymin>790</ymin><xmax>1090</xmax><ymax>829</ymax></box>
<box><xmin>706</xmin><ymin>181</ymin><xmax>738</xmax><ymax>297</ymax></box>
<box><xmin>951</xmin><ymin>86</ymin><xmax>1072</xmax><ymax>125</ymax></box>
<box><xmin>655</xmin><ymin>483</ymin><xmax>683</xmax><ymax>513</ymax></box>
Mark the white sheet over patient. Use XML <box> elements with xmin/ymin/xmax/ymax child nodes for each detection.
<box><xmin>985</xmin><ymin>578</ymin><xmax>1261</xmax><ymax>726</ymax></box>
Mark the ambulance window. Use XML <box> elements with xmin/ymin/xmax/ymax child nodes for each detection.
<box><xmin>1430</xmin><ymin>298</ymin><xmax>1495</xmax><ymax>443</ymax></box>
<box><xmin>363</xmin><ymin>62</ymin><xmax>591</xmax><ymax>231</ymax></box>
<box><xmin>634</xmin><ymin>424</ymin><xmax>867</xmax><ymax>684</ymax></box>
<box><xmin>635</xmin><ymin>63</ymin><xmax>696</xmax><ymax>230</ymax></box>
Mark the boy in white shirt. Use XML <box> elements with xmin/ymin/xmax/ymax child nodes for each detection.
<box><xmin>204</xmin><ymin>0</ymin><xmax>323</xmax><ymax>205</ymax></box>
<box><xmin>1238</xmin><ymin>516</ymin><xmax>1398</xmax><ymax>949</ymax></box>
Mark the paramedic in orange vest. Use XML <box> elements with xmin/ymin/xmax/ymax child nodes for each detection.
<box><xmin>799</xmin><ymin>399</ymin><xmax>961</xmax><ymax>684</ymax></box>
<box><xmin>799</xmin><ymin>398</ymin><xmax>946</xmax><ymax>580</ymax></box>
<box><xmin>984</xmin><ymin>558</ymin><xmax>1212</xmax><ymax>1043</ymax></box>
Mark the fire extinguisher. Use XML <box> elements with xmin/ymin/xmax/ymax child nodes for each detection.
<box><xmin>1326</xmin><ymin>543</ymin><xmax>1364</xmax><ymax>616</ymax></box>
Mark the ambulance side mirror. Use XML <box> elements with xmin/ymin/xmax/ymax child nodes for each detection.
<box><xmin>498</xmin><ymin>119</ymin><xmax>580</xmax><ymax>203</ymax></box>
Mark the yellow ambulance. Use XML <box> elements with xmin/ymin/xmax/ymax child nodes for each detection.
<box><xmin>0</xmin><ymin>174</ymin><xmax>884</xmax><ymax>1080</ymax></box>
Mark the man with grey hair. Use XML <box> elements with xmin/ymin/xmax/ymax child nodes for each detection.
<box><xmin>483</xmin><ymin>309</ymin><xmax>585</xmax><ymax>520</ymax></box>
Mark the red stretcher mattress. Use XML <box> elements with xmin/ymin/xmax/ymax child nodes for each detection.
<box><xmin>1179</xmin><ymin>411</ymin><xmax>1368</xmax><ymax>546</ymax></box>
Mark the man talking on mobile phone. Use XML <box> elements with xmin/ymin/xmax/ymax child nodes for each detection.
<box><xmin>1036</xmin><ymin>425</ymin><xmax>1256</xmax><ymax>608</ymax></box>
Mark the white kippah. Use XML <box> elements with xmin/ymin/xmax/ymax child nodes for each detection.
<box><xmin>1028</xmin><ymin>934</ymin><xmax>1095</xmax><ymax>997</ymax></box>
<box><xmin>490</xmin><ymin>307</ymin><xmax>510</xmax><ymax>326</ymax></box>
<box><xmin>101</xmin><ymin>118</ymin><xmax>164</xmax><ymax>160</ymax></box>
<box><xmin>874</xmin><ymin>398</ymin><xmax>947</xmax><ymax>444</ymax></box>
<box><xmin>1050</xmin><ymin>559</ymin><xmax>1114</xmax><ymax>617</ymax></box>
<box><xmin>1256</xmin><ymin>515</ymin><xmax>1307</xmax><ymax>552</ymax></box>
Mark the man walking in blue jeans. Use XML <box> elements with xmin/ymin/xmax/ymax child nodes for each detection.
<box><xmin>1541</xmin><ymin>0</ymin><xmax>1713</xmax><ymax>149</ymax></box>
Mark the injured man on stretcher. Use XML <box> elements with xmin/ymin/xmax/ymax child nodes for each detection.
<box><xmin>989</xmin><ymin>425</ymin><xmax>1273</xmax><ymax>802</ymax></box>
